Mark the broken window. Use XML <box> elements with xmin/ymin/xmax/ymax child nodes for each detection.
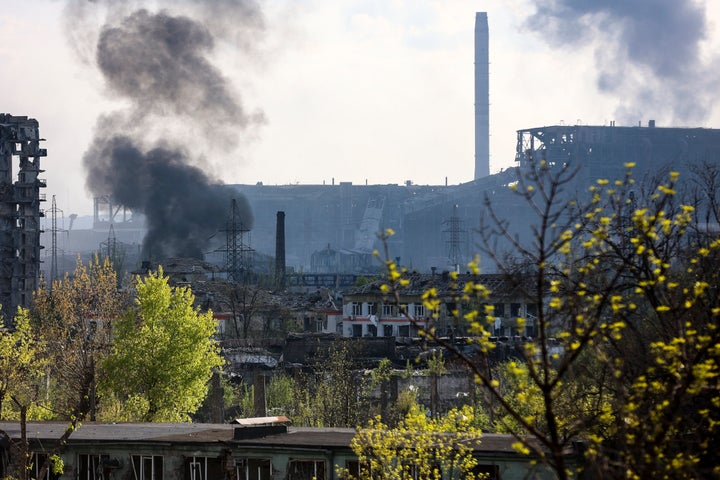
<box><xmin>185</xmin><ymin>456</ymin><xmax>223</xmax><ymax>480</ymax></box>
<box><xmin>78</xmin><ymin>454</ymin><xmax>102</xmax><ymax>480</ymax></box>
<box><xmin>29</xmin><ymin>453</ymin><xmax>60</xmax><ymax>480</ymax></box>
<box><xmin>236</xmin><ymin>458</ymin><xmax>271</xmax><ymax>480</ymax></box>
<box><xmin>79</xmin><ymin>454</ymin><xmax>121</xmax><ymax>480</ymax></box>
<box><xmin>285</xmin><ymin>459</ymin><xmax>326</xmax><ymax>480</ymax></box>
<box><xmin>131</xmin><ymin>455</ymin><xmax>163</xmax><ymax>480</ymax></box>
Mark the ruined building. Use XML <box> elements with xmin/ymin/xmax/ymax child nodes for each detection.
<box><xmin>68</xmin><ymin>123</ymin><xmax>720</xmax><ymax>279</ymax></box>
<box><xmin>228</xmin><ymin>122</ymin><xmax>720</xmax><ymax>275</ymax></box>
<box><xmin>0</xmin><ymin>114</ymin><xmax>46</xmax><ymax>321</ymax></box>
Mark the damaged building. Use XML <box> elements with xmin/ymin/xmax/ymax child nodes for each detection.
<box><xmin>0</xmin><ymin>420</ymin><xmax>567</xmax><ymax>480</ymax></box>
<box><xmin>227</xmin><ymin>123</ymin><xmax>720</xmax><ymax>276</ymax></box>
<box><xmin>46</xmin><ymin>123</ymin><xmax>720</xmax><ymax>282</ymax></box>
<box><xmin>340</xmin><ymin>272</ymin><xmax>537</xmax><ymax>339</ymax></box>
<box><xmin>0</xmin><ymin>114</ymin><xmax>46</xmax><ymax>321</ymax></box>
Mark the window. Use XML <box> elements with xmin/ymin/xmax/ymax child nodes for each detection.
<box><xmin>79</xmin><ymin>454</ymin><xmax>122</xmax><ymax>480</ymax></box>
<box><xmin>367</xmin><ymin>324</ymin><xmax>377</xmax><ymax>337</ymax></box>
<box><xmin>30</xmin><ymin>453</ymin><xmax>60</xmax><ymax>480</ymax></box>
<box><xmin>367</xmin><ymin>302</ymin><xmax>378</xmax><ymax>315</ymax></box>
<box><xmin>352</xmin><ymin>324</ymin><xmax>363</xmax><ymax>337</ymax></box>
<box><xmin>493</xmin><ymin>303</ymin><xmax>506</xmax><ymax>317</ymax></box>
<box><xmin>351</xmin><ymin>302</ymin><xmax>362</xmax><ymax>316</ymax></box>
<box><xmin>383</xmin><ymin>325</ymin><xmax>393</xmax><ymax>337</ymax></box>
<box><xmin>473</xmin><ymin>464</ymin><xmax>500</xmax><ymax>479</ymax></box>
<box><xmin>510</xmin><ymin>303</ymin><xmax>522</xmax><ymax>317</ymax></box>
<box><xmin>382</xmin><ymin>303</ymin><xmax>394</xmax><ymax>317</ymax></box>
<box><xmin>398</xmin><ymin>325</ymin><xmax>410</xmax><ymax>337</ymax></box>
<box><xmin>414</xmin><ymin>304</ymin><xmax>426</xmax><ymax>318</ymax></box>
<box><xmin>286</xmin><ymin>459</ymin><xmax>326</xmax><ymax>480</ymax></box>
<box><xmin>185</xmin><ymin>456</ymin><xmax>223</xmax><ymax>480</ymax></box>
<box><xmin>79</xmin><ymin>454</ymin><xmax>101</xmax><ymax>480</ymax></box>
<box><xmin>236</xmin><ymin>458</ymin><xmax>271</xmax><ymax>480</ymax></box>
<box><xmin>131</xmin><ymin>455</ymin><xmax>163</xmax><ymax>480</ymax></box>
<box><xmin>401</xmin><ymin>462</ymin><xmax>440</xmax><ymax>480</ymax></box>
<box><xmin>344</xmin><ymin>460</ymin><xmax>361</xmax><ymax>480</ymax></box>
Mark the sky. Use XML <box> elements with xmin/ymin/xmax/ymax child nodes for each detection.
<box><xmin>2</xmin><ymin>0</ymin><xmax>720</xmax><ymax>217</ymax></box>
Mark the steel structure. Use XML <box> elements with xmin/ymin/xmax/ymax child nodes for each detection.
<box><xmin>444</xmin><ymin>204</ymin><xmax>464</xmax><ymax>269</ymax></box>
<box><xmin>93</xmin><ymin>194</ymin><xmax>133</xmax><ymax>229</ymax></box>
<box><xmin>0</xmin><ymin>114</ymin><xmax>46</xmax><ymax>322</ymax></box>
<box><xmin>515</xmin><ymin>123</ymin><xmax>720</xmax><ymax>181</ymax></box>
<box><xmin>223</xmin><ymin>198</ymin><xmax>253</xmax><ymax>284</ymax></box>
<box><xmin>49</xmin><ymin>195</ymin><xmax>61</xmax><ymax>286</ymax></box>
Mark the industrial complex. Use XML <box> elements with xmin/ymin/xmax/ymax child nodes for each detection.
<box><xmin>3</xmin><ymin>11</ymin><xmax>720</xmax><ymax>320</ymax></box>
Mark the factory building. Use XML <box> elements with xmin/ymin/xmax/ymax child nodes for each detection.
<box><xmin>48</xmin><ymin>126</ymin><xmax>720</xmax><ymax>281</ymax></box>
<box><xmin>38</xmin><ymin>121</ymin><xmax>720</xmax><ymax>284</ymax></box>
<box><xmin>230</xmin><ymin>123</ymin><xmax>720</xmax><ymax>276</ymax></box>
<box><xmin>515</xmin><ymin>123</ymin><xmax>720</xmax><ymax>180</ymax></box>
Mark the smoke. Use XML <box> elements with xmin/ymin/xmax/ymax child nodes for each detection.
<box><xmin>66</xmin><ymin>1</ymin><xmax>263</xmax><ymax>259</ymax></box>
<box><xmin>526</xmin><ymin>0</ymin><xmax>719</xmax><ymax>124</ymax></box>
<box><xmin>86</xmin><ymin>135</ymin><xmax>251</xmax><ymax>259</ymax></box>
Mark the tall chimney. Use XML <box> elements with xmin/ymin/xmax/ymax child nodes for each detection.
<box><xmin>275</xmin><ymin>211</ymin><xmax>286</xmax><ymax>290</ymax></box>
<box><xmin>474</xmin><ymin>12</ymin><xmax>490</xmax><ymax>179</ymax></box>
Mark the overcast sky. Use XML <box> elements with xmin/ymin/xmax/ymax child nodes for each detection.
<box><xmin>2</xmin><ymin>0</ymin><xmax>720</xmax><ymax>217</ymax></box>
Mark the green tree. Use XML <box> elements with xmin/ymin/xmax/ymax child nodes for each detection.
<box><xmin>378</xmin><ymin>161</ymin><xmax>720</xmax><ymax>479</ymax></box>
<box><xmin>0</xmin><ymin>308</ymin><xmax>46</xmax><ymax>420</ymax></box>
<box><xmin>292</xmin><ymin>343</ymin><xmax>370</xmax><ymax>427</ymax></box>
<box><xmin>0</xmin><ymin>308</ymin><xmax>49</xmax><ymax>480</ymax></box>
<box><xmin>32</xmin><ymin>256</ymin><xmax>127</xmax><ymax>421</ymax></box>
<box><xmin>342</xmin><ymin>404</ymin><xmax>482</xmax><ymax>480</ymax></box>
<box><xmin>100</xmin><ymin>268</ymin><xmax>224</xmax><ymax>422</ymax></box>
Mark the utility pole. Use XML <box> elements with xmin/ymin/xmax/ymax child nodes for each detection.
<box><xmin>222</xmin><ymin>198</ymin><xmax>253</xmax><ymax>284</ymax></box>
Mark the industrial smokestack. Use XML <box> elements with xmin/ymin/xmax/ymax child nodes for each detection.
<box><xmin>275</xmin><ymin>211</ymin><xmax>286</xmax><ymax>290</ymax></box>
<box><xmin>474</xmin><ymin>12</ymin><xmax>490</xmax><ymax>179</ymax></box>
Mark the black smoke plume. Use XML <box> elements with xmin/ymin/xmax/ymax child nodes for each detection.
<box><xmin>70</xmin><ymin>2</ymin><xmax>263</xmax><ymax>259</ymax></box>
<box><xmin>527</xmin><ymin>0</ymin><xmax>719</xmax><ymax>124</ymax></box>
